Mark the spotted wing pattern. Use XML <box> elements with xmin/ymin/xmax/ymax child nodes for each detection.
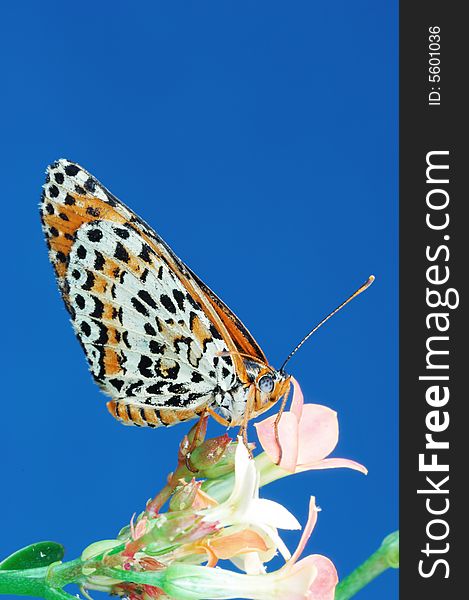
<box><xmin>40</xmin><ymin>159</ymin><xmax>247</xmax><ymax>427</ymax></box>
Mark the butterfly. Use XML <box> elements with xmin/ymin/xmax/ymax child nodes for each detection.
<box><xmin>40</xmin><ymin>160</ymin><xmax>294</xmax><ymax>440</ymax></box>
<box><xmin>40</xmin><ymin>160</ymin><xmax>373</xmax><ymax>448</ymax></box>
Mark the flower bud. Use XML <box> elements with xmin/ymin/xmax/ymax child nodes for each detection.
<box><xmin>189</xmin><ymin>434</ymin><xmax>231</xmax><ymax>473</ymax></box>
<box><xmin>381</xmin><ymin>530</ymin><xmax>399</xmax><ymax>568</ymax></box>
<box><xmin>137</xmin><ymin>512</ymin><xmax>218</xmax><ymax>558</ymax></box>
<box><xmin>81</xmin><ymin>539</ymin><xmax>122</xmax><ymax>561</ymax></box>
<box><xmin>186</xmin><ymin>416</ymin><xmax>209</xmax><ymax>448</ymax></box>
<box><xmin>156</xmin><ymin>560</ymin><xmax>321</xmax><ymax>600</ymax></box>
<box><xmin>178</xmin><ymin>417</ymin><xmax>209</xmax><ymax>462</ymax></box>
<box><xmin>198</xmin><ymin>440</ymin><xmax>254</xmax><ymax>479</ymax></box>
<box><xmin>169</xmin><ymin>479</ymin><xmax>200</xmax><ymax>512</ymax></box>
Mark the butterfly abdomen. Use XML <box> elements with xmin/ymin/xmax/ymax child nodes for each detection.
<box><xmin>107</xmin><ymin>400</ymin><xmax>204</xmax><ymax>428</ymax></box>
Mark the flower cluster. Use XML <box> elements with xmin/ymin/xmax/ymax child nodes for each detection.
<box><xmin>79</xmin><ymin>379</ymin><xmax>366</xmax><ymax>600</ymax></box>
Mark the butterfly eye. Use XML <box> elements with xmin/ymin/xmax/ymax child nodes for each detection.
<box><xmin>258</xmin><ymin>374</ymin><xmax>274</xmax><ymax>393</ymax></box>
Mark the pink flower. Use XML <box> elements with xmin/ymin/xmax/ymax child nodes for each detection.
<box><xmin>282</xmin><ymin>497</ymin><xmax>338</xmax><ymax>600</ymax></box>
<box><xmin>255</xmin><ymin>377</ymin><xmax>367</xmax><ymax>475</ymax></box>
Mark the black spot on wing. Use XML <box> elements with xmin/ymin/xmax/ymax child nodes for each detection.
<box><xmin>161</xmin><ymin>294</ymin><xmax>176</xmax><ymax>314</ymax></box>
<box><xmin>185</xmin><ymin>293</ymin><xmax>201</xmax><ymax>310</ymax></box>
<box><xmin>131</xmin><ymin>297</ymin><xmax>150</xmax><ymax>316</ymax></box>
<box><xmin>122</xmin><ymin>331</ymin><xmax>131</xmax><ymax>348</ymax></box>
<box><xmin>86</xmin><ymin>206</ymin><xmax>100</xmax><ymax>217</ymax></box>
<box><xmin>91</xmin><ymin>319</ymin><xmax>109</xmax><ymax>345</ymax></box>
<box><xmin>165</xmin><ymin>395</ymin><xmax>186</xmax><ymax>408</ymax></box>
<box><xmin>87</xmin><ymin>228</ymin><xmax>103</xmax><ymax>242</ymax></box>
<box><xmin>94</xmin><ymin>251</ymin><xmax>105</xmax><ymax>271</ymax></box>
<box><xmin>168</xmin><ymin>383</ymin><xmax>189</xmax><ymax>395</ymax></box>
<box><xmin>90</xmin><ymin>296</ymin><xmax>105</xmax><ymax>319</ymax></box>
<box><xmin>114</xmin><ymin>242</ymin><xmax>130</xmax><ymax>263</ymax></box>
<box><xmin>221</xmin><ymin>355</ymin><xmax>233</xmax><ymax>367</ymax></box>
<box><xmin>149</xmin><ymin>340</ymin><xmax>165</xmax><ymax>354</ymax></box>
<box><xmin>80</xmin><ymin>321</ymin><xmax>91</xmax><ymax>337</ymax></box>
<box><xmin>209</xmin><ymin>324</ymin><xmax>223</xmax><ymax>340</ymax></box>
<box><xmin>138</xmin><ymin>290</ymin><xmax>158</xmax><ymax>309</ymax></box>
<box><xmin>75</xmin><ymin>294</ymin><xmax>85</xmax><ymax>310</ymax></box>
<box><xmin>64</xmin><ymin>164</ymin><xmax>80</xmax><ymax>176</ymax></box>
<box><xmin>173</xmin><ymin>289</ymin><xmax>185</xmax><ymax>311</ymax></box>
<box><xmin>138</xmin><ymin>355</ymin><xmax>154</xmax><ymax>378</ymax></box>
<box><xmin>146</xmin><ymin>382</ymin><xmax>166</xmax><ymax>395</ymax></box>
<box><xmin>109</xmin><ymin>378</ymin><xmax>124</xmax><ymax>392</ymax></box>
<box><xmin>139</xmin><ymin>243</ymin><xmax>154</xmax><ymax>263</ymax></box>
<box><xmin>114</xmin><ymin>227</ymin><xmax>130</xmax><ymax>239</ymax></box>
<box><xmin>82</xmin><ymin>271</ymin><xmax>96</xmax><ymax>291</ymax></box>
<box><xmin>144</xmin><ymin>322</ymin><xmax>157</xmax><ymax>336</ymax></box>
<box><xmin>155</xmin><ymin>316</ymin><xmax>164</xmax><ymax>333</ymax></box>
<box><xmin>126</xmin><ymin>381</ymin><xmax>144</xmax><ymax>396</ymax></box>
<box><xmin>84</xmin><ymin>177</ymin><xmax>96</xmax><ymax>193</ymax></box>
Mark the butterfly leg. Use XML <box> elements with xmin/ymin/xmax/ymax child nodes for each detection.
<box><xmin>272</xmin><ymin>384</ymin><xmax>291</xmax><ymax>465</ymax></box>
<box><xmin>238</xmin><ymin>385</ymin><xmax>256</xmax><ymax>458</ymax></box>
<box><xmin>207</xmin><ymin>406</ymin><xmax>232</xmax><ymax>428</ymax></box>
<box><xmin>185</xmin><ymin>411</ymin><xmax>210</xmax><ymax>473</ymax></box>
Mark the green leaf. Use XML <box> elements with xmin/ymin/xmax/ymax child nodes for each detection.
<box><xmin>0</xmin><ymin>541</ymin><xmax>65</xmax><ymax>571</ymax></box>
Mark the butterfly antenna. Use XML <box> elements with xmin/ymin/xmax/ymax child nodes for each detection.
<box><xmin>279</xmin><ymin>275</ymin><xmax>375</xmax><ymax>373</ymax></box>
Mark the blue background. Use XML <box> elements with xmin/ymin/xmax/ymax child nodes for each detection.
<box><xmin>1</xmin><ymin>2</ymin><xmax>398</xmax><ymax>598</ymax></box>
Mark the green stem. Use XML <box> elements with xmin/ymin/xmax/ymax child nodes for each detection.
<box><xmin>0</xmin><ymin>559</ymin><xmax>84</xmax><ymax>599</ymax></box>
<box><xmin>0</xmin><ymin>531</ymin><xmax>399</xmax><ymax>600</ymax></box>
<box><xmin>335</xmin><ymin>531</ymin><xmax>399</xmax><ymax>600</ymax></box>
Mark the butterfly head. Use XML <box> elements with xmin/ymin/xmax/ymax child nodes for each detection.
<box><xmin>242</xmin><ymin>358</ymin><xmax>291</xmax><ymax>418</ymax></box>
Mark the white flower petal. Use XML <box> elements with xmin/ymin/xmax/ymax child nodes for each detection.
<box><xmin>231</xmin><ymin>551</ymin><xmax>266</xmax><ymax>575</ymax></box>
<box><xmin>258</xmin><ymin>524</ymin><xmax>292</xmax><ymax>561</ymax></box>
<box><xmin>200</xmin><ymin>438</ymin><xmax>300</xmax><ymax>567</ymax></box>
<box><xmin>249</xmin><ymin>498</ymin><xmax>302</xmax><ymax>530</ymax></box>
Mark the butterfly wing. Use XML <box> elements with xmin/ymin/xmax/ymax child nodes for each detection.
<box><xmin>40</xmin><ymin>160</ymin><xmax>264</xmax><ymax>427</ymax></box>
<box><xmin>186</xmin><ymin>268</ymin><xmax>267</xmax><ymax>364</ymax></box>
